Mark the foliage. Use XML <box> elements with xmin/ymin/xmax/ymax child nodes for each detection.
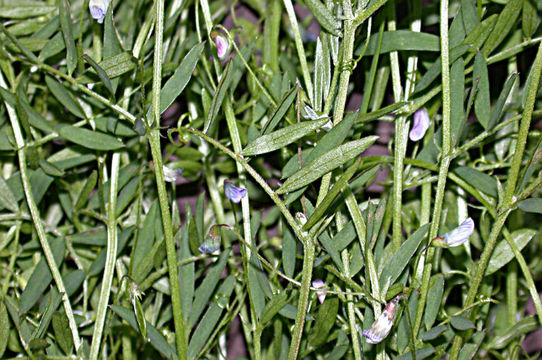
<box><xmin>0</xmin><ymin>0</ymin><xmax>541</xmax><ymax>359</ymax></box>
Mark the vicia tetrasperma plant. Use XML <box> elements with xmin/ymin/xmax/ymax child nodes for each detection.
<box><xmin>0</xmin><ymin>0</ymin><xmax>541</xmax><ymax>359</ymax></box>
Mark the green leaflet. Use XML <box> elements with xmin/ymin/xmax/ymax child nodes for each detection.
<box><xmin>277</xmin><ymin>136</ymin><xmax>378</xmax><ymax>194</ymax></box>
<box><xmin>243</xmin><ymin>118</ymin><xmax>329</xmax><ymax>156</ymax></box>
<box><xmin>305</xmin><ymin>0</ymin><xmax>341</xmax><ymax>37</ymax></box>
<box><xmin>57</xmin><ymin>125</ymin><xmax>124</xmax><ymax>151</ymax></box>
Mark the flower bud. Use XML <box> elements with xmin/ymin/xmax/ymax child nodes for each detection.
<box><xmin>211</xmin><ymin>31</ymin><xmax>229</xmax><ymax>59</ymax></box>
<box><xmin>198</xmin><ymin>224</ymin><xmax>233</xmax><ymax>254</ymax></box>
<box><xmin>409</xmin><ymin>108</ymin><xmax>430</xmax><ymax>142</ymax></box>
<box><xmin>162</xmin><ymin>165</ymin><xmax>184</xmax><ymax>183</ymax></box>
<box><xmin>89</xmin><ymin>0</ymin><xmax>111</xmax><ymax>24</ymax></box>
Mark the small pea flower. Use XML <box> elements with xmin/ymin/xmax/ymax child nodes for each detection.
<box><xmin>362</xmin><ymin>294</ymin><xmax>405</xmax><ymax>344</ymax></box>
<box><xmin>312</xmin><ymin>279</ymin><xmax>326</xmax><ymax>304</ymax></box>
<box><xmin>432</xmin><ymin>217</ymin><xmax>475</xmax><ymax>248</ymax></box>
<box><xmin>224</xmin><ymin>180</ymin><xmax>247</xmax><ymax>203</ymax></box>
<box><xmin>199</xmin><ymin>224</ymin><xmax>233</xmax><ymax>254</ymax></box>
<box><xmin>211</xmin><ymin>31</ymin><xmax>229</xmax><ymax>59</ymax></box>
<box><xmin>409</xmin><ymin>108</ymin><xmax>430</xmax><ymax>142</ymax></box>
<box><xmin>89</xmin><ymin>0</ymin><xmax>111</xmax><ymax>24</ymax></box>
<box><xmin>162</xmin><ymin>165</ymin><xmax>184</xmax><ymax>183</ymax></box>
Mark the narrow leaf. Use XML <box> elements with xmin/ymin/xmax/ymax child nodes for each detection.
<box><xmin>82</xmin><ymin>54</ymin><xmax>115</xmax><ymax>98</ymax></box>
<box><xmin>58</xmin><ymin>125</ymin><xmax>124</xmax><ymax>150</ymax></box>
<box><xmin>487</xmin><ymin>229</ymin><xmax>537</xmax><ymax>274</ymax></box>
<box><xmin>305</xmin><ymin>0</ymin><xmax>341</xmax><ymax>36</ymax></box>
<box><xmin>473</xmin><ymin>52</ymin><xmax>490</xmax><ymax>128</ymax></box>
<box><xmin>58</xmin><ymin>0</ymin><xmax>76</xmax><ymax>75</ymax></box>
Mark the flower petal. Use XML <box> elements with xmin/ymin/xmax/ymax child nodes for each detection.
<box><xmin>409</xmin><ymin>108</ymin><xmax>430</xmax><ymax>141</ymax></box>
<box><xmin>442</xmin><ymin>217</ymin><xmax>475</xmax><ymax>247</ymax></box>
<box><xmin>162</xmin><ymin>165</ymin><xmax>184</xmax><ymax>183</ymax></box>
<box><xmin>224</xmin><ymin>180</ymin><xmax>247</xmax><ymax>203</ymax></box>
<box><xmin>211</xmin><ymin>32</ymin><xmax>230</xmax><ymax>59</ymax></box>
<box><xmin>89</xmin><ymin>0</ymin><xmax>110</xmax><ymax>24</ymax></box>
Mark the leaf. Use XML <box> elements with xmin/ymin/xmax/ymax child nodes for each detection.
<box><xmin>19</xmin><ymin>238</ymin><xmax>65</xmax><ymax>315</ymax></box>
<box><xmin>0</xmin><ymin>5</ymin><xmax>55</xmax><ymax>19</ymax></box>
<box><xmin>421</xmin><ymin>325</ymin><xmax>449</xmax><ymax>341</ymax></box>
<box><xmin>260</xmin><ymin>292</ymin><xmax>289</xmax><ymax>326</ymax></box>
<box><xmin>282</xmin><ymin>227</ymin><xmax>296</xmax><ymax>278</ymax></box>
<box><xmin>133</xmin><ymin>296</ymin><xmax>147</xmax><ymax>340</ymax></box>
<box><xmin>518</xmin><ymin>198</ymin><xmax>542</xmax><ymax>214</ymax></box>
<box><xmin>45</xmin><ymin>76</ymin><xmax>85</xmax><ymax>119</ymax></box>
<box><xmin>52</xmin><ymin>311</ymin><xmax>73</xmax><ymax>355</ymax></box>
<box><xmin>58</xmin><ymin>125</ymin><xmax>124</xmax><ymax>150</ymax></box>
<box><xmin>308</xmin><ymin>297</ymin><xmax>339</xmax><ymax>346</ymax></box>
<box><xmin>58</xmin><ymin>0</ymin><xmax>76</xmax><ymax>75</ymax></box>
<box><xmin>486</xmin><ymin>316</ymin><xmax>537</xmax><ymax>349</ymax></box>
<box><xmin>424</xmin><ymin>274</ymin><xmax>444</xmax><ymax>329</ymax></box>
<box><xmin>303</xmin><ymin>160</ymin><xmax>364</xmax><ymax>230</ymax></box>
<box><xmin>396</xmin><ymin>347</ymin><xmax>436</xmax><ymax>360</ymax></box>
<box><xmin>488</xmin><ymin>72</ymin><xmax>518</xmax><ymax>128</ymax></box>
<box><xmin>379</xmin><ymin>224</ymin><xmax>430</xmax><ymax>289</ymax></box>
<box><xmin>204</xmin><ymin>60</ymin><xmax>233</xmax><ymax>133</ymax></box>
<box><xmin>462</xmin><ymin>14</ymin><xmax>498</xmax><ymax>50</ymax></box>
<box><xmin>473</xmin><ymin>52</ymin><xmax>490</xmax><ymax>129</ymax></box>
<box><xmin>482</xmin><ymin>0</ymin><xmax>523</xmax><ymax>57</ymax></box>
<box><xmin>243</xmin><ymin>118</ymin><xmax>329</xmax><ymax>156</ymax></box>
<box><xmin>0</xmin><ymin>175</ymin><xmax>19</xmax><ymax>212</ymax></box>
<box><xmin>0</xmin><ymin>302</ymin><xmax>8</xmax><ymax>359</ymax></box>
<box><xmin>305</xmin><ymin>0</ymin><xmax>341</xmax><ymax>36</ymax></box>
<box><xmin>261</xmin><ymin>85</ymin><xmax>297</xmax><ymax>135</ymax></box>
<box><xmin>278</xmin><ymin>136</ymin><xmax>378</xmax><ymax>194</ymax></box>
<box><xmin>188</xmin><ymin>249</ymin><xmax>231</xmax><ymax>328</ymax></box>
<box><xmin>450</xmin><ymin>58</ymin><xmax>465</xmax><ymax>145</ymax></box>
<box><xmin>450</xmin><ymin>316</ymin><xmax>475</xmax><ymax>330</ymax></box>
<box><xmin>486</xmin><ymin>229</ymin><xmax>537</xmax><ymax>275</ymax></box>
<box><xmin>38</xmin><ymin>158</ymin><xmax>65</xmax><ymax>177</ymax></box>
<box><xmin>522</xmin><ymin>0</ymin><xmax>540</xmax><ymax>38</ymax></box>
<box><xmin>454</xmin><ymin>166</ymin><xmax>497</xmax><ymax>197</ymax></box>
<box><xmin>146</xmin><ymin>42</ymin><xmax>204</xmax><ymax>123</ymax></box>
<box><xmin>414</xmin><ymin>44</ymin><xmax>471</xmax><ymax>93</ymax></box>
<box><xmin>356</xmin><ymin>31</ymin><xmax>440</xmax><ymax>55</ymax></box>
<box><xmin>110</xmin><ymin>305</ymin><xmax>177</xmax><ymax>359</ymax></box>
<box><xmin>187</xmin><ymin>276</ymin><xmax>235</xmax><ymax>359</ymax></box>
<box><xmin>82</xmin><ymin>54</ymin><xmax>114</xmax><ymax>98</ymax></box>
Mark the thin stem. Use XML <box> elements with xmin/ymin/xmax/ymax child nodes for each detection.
<box><xmin>449</xmin><ymin>40</ymin><xmax>542</xmax><ymax>360</ymax></box>
<box><xmin>149</xmin><ymin>0</ymin><xmax>187</xmax><ymax>357</ymax></box>
<box><xmin>413</xmin><ymin>0</ymin><xmax>452</xmax><ymax>338</ymax></box>
<box><xmin>282</xmin><ymin>0</ymin><xmax>314</xmax><ymax>104</ymax></box>
<box><xmin>287</xmin><ymin>241</ymin><xmax>315</xmax><ymax>360</ymax></box>
<box><xmin>0</xmin><ymin>71</ymin><xmax>81</xmax><ymax>351</ymax></box>
<box><xmin>89</xmin><ymin>152</ymin><xmax>120</xmax><ymax>360</ymax></box>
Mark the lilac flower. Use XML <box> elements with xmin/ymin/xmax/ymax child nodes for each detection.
<box><xmin>89</xmin><ymin>0</ymin><xmax>110</xmax><ymax>24</ymax></box>
<box><xmin>211</xmin><ymin>31</ymin><xmax>229</xmax><ymax>59</ymax></box>
<box><xmin>224</xmin><ymin>180</ymin><xmax>247</xmax><ymax>203</ymax></box>
<box><xmin>312</xmin><ymin>279</ymin><xmax>326</xmax><ymax>304</ymax></box>
<box><xmin>162</xmin><ymin>165</ymin><xmax>183</xmax><ymax>183</ymax></box>
<box><xmin>433</xmin><ymin>217</ymin><xmax>475</xmax><ymax>247</ymax></box>
<box><xmin>362</xmin><ymin>294</ymin><xmax>405</xmax><ymax>344</ymax></box>
<box><xmin>409</xmin><ymin>108</ymin><xmax>430</xmax><ymax>142</ymax></box>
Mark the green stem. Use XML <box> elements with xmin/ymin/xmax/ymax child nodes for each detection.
<box><xmin>449</xmin><ymin>39</ymin><xmax>542</xmax><ymax>360</ymax></box>
<box><xmin>287</xmin><ymin>241</ymin><xmax>315</xmax><ymax>360</ymax></box>
<box><xmin>282</xmin><ymin>0</ymin><xmax>314</xmax><ymax>104</ymax></box>
<box><xmin>148</xmin><ymin>1</ymin><xmax>187</xmax><ymax>357</ymax></box>
<box><xmin>89</xmin><ymin>152</ymin><xmax>120</xmax><ymax>360</ymax></box>
<box><xmin>0</xmin><ymin>71</ymin><xmax>81</xmax><ymax>351</ymax></box>
<box><xmin>413</xmin><ymin>0</ymin><xmax>452</xmax><ymax>338</ymax></box>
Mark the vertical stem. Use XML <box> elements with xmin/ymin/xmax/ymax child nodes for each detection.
<box><xmin>413</xmin><ymin>0</ymin><xmax>452</xmax><ymax>338</ymax></box>
<box><xmin>148</xmin><ymin>0</ymin><xmax>187</xmax><ymax>357</ymax></box>
<box><xmin>506</xmin><ymin>262</ymin><xmax>517</xmax><ymax>326</ymax></box>
<box><xmin>1</xmin><ymin>71</ymin><xmax>81</xmax><ymax>350</ymax></box>
<box><xmin>89</xmin><ymin>152</ymin><xmax>120</xmax><ymax>360</ymax></box>
<box><xmin>287</xmin><ymin>241</ymin><xmax>315</xmax><ymax>360</ymax></box>
<box><xmin>450</xmin><ymin>41</ymin><xmax>542</xmax><ymax>359</ymax></box>
<box><xmin>282</xmin><ymin>0</ymin><xmax>314</xmax><ymax>104</ymax></box>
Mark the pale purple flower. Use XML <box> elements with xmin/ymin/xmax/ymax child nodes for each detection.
<box><xmin>409</xmin><ymin>108</ymin><xmax>430</xmax><ymax>141</ymax></box>
<box><xmin>199</xmin><ymin>224</ymin><xmax>228</xmax><ymax>254</ymax></box>
<box><xmin>224</xmin><ymin>180</ymin><xmax>247</xmax><ymax>203</ymax></box>
<box><xmin>312</xmin><ymin>279</ymin><xmax>326</xmax><ymax>304</ymax></box>
<box><xmin>211</xmin><ymin>32</ymin><xmax>229</xmax><ymax>59</ymax></box>
<box><xmin>433</xmin><ymin>217</ymin><xmax>475</xmax><ymax>247</ymax></box>
<box><xmin>362</xmin><ymin>294</ymin><xmax>405</xmax><ymax>344</ymax></box>
<box><xmin>89</xmin><ymin>0</ymin><xmax>110</xmax><ymax>24</ymax></box>
<box><xmin>162</xmin><ymin>165</ymin><xmax>183</xmax><ymax>183</ymax></box>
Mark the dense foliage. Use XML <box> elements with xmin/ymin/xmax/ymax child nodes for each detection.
<box><xmin>0</xmin><ymin>0</ymin><xmax>541</xmax><ymax>359</ymax></box>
